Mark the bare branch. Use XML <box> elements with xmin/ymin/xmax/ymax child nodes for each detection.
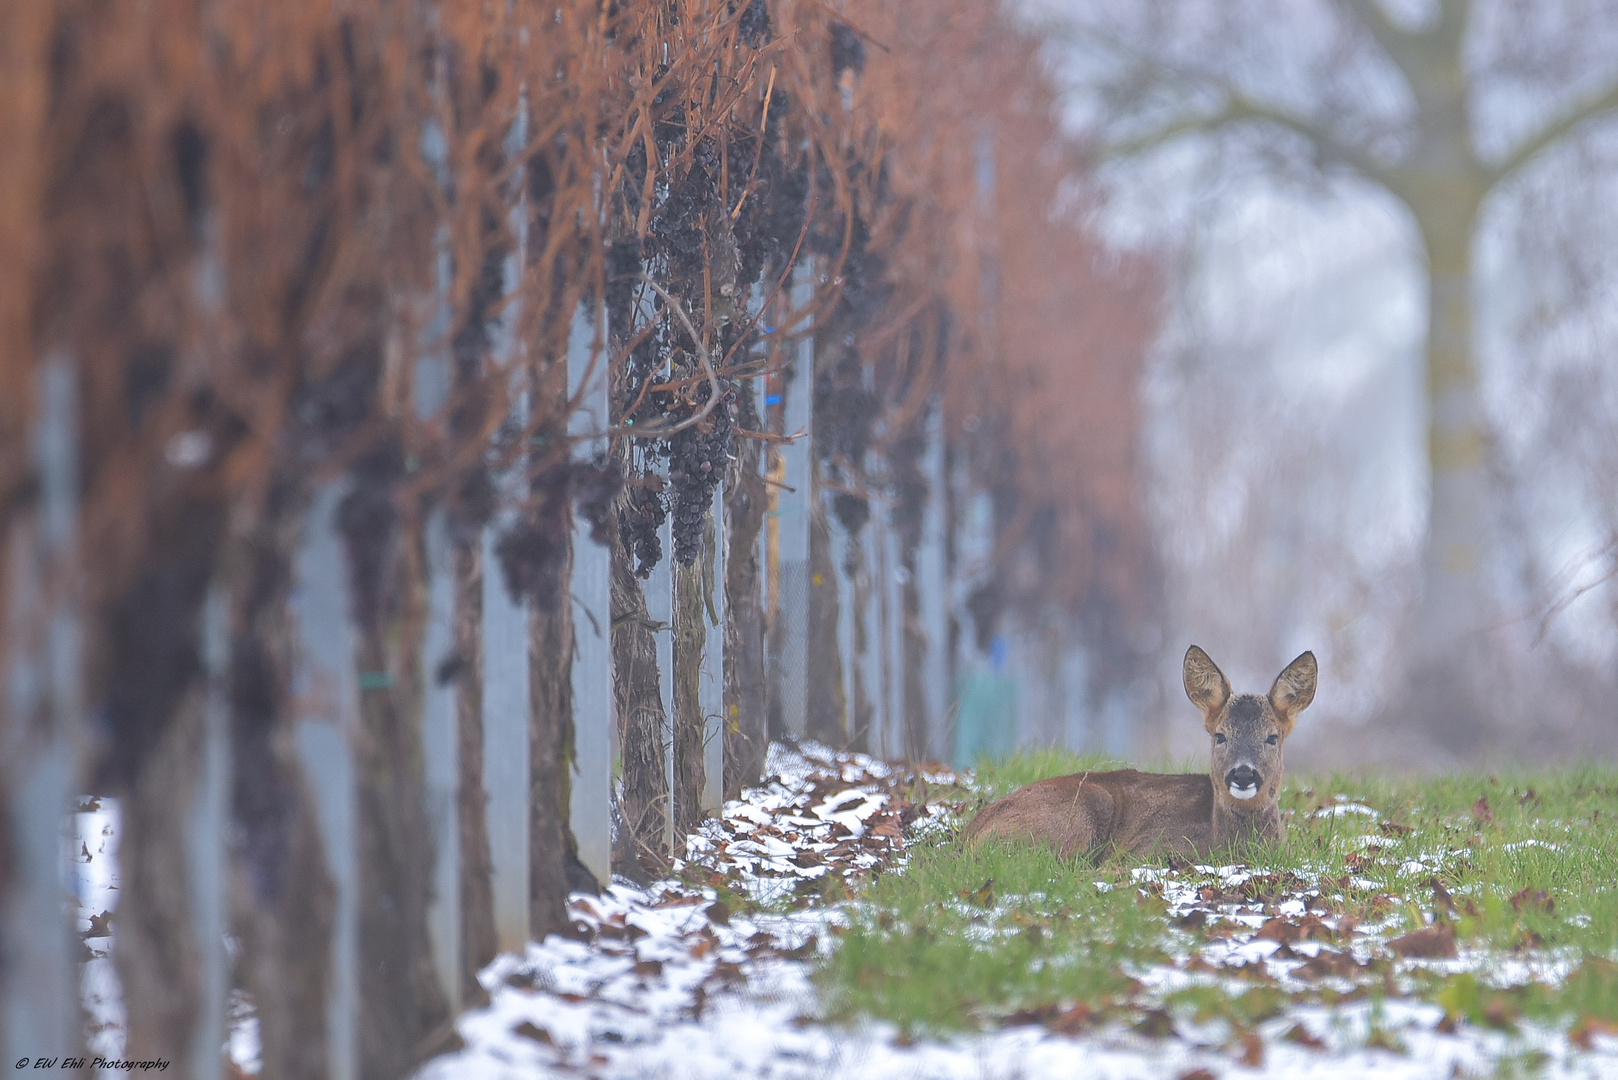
<box><xmin>1436</xmin><ymin>0</ymin><xmax>1471</xmax><ymax>44</ymax></box>
<box><xmin>1226</xmin><ymin>91</ymin><xmax>1403</xmax><ymax>190</ymax></box>
<box><xmin>1487</xmin><ymin>80</ymin><xmax>1618</xmax><ymax>191</ymax></box>
<box><xmin>617</xmin><ymin>275</ymin><xmax>725</xmax><ymax>439</ymax></box>
<box><xmin>1533</xmin><ymin>536</ymin><xmax>1618</xmax><ymax>646</ymax></box>
<box><xmin>1103</xmin><ymin>86</ymin><xmax>1402</xmax><ymax>194</ymax></box>
<box><xmin>1336</xmin><ymin>0</ymin><xmax>1427</xmax><ymax>83</ymax></box>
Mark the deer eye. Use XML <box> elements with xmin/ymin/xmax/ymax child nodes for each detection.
<box><xmin>1214</xmin><ymin>733</ymin><xmax>1226</xmax><ymax>744</ymax></box>
<box><xmin>1266</xmin><ymin>735</ymin><xmax>1279</xmax><ymax>745</ymax></box>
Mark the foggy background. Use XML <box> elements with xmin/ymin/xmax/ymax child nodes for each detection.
<box><xmin>1027</xmin><ymin>0</ymin><xmax>1618</xmax><ymax>766</ymax></box>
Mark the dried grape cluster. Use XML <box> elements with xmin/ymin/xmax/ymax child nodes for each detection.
<box><xmin>619</xmin><ymin>477</ymin><xmax>667</xmax><ymax>579</ymax></box>
<box><xmin>603</xmin><ymin>2</ymin><xmax>798</xmax><ymax>580</ymax></box>
<box><xmin>664</xmin><ymin>380</ymin><xmax>733</xmax><ymax>565</ymax></box>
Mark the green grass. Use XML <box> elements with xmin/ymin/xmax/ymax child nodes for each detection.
<box><xmin>818</xmin><ymin>822</ymin><xmax>1165</xmax><ymax>1033</ymax></box>
<box><xmin>816</xmin><ymin>748</ymin><xmax>1618</xmax><ymax>1042</ymax></box>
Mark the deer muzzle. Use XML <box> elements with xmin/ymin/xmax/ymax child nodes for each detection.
<box><xmin>1225</xmin><ymin>765</ymin><xmax>1261</xmax><ymax>801</ymax></box>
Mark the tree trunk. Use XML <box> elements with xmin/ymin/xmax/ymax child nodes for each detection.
<box><xmin>847</xmin><ymin>525</ymin><xmax>875</xmax><ymax>754</ymax></box>
<box><xmin>339</xmin><ymin>462</ymin><xmax>450</xmax><ymax>1080</ymax></box>
<box><xmin>671</xmin><ymin>558</ymin><xmax>707</xmax><ymax>836</ymax></box>
<box><xmin>529</xmin><ymin>398</ymin><xmax>602</xmax><ymax>937</ymax></box>
<box><xmin>452</xmin><ymin>533</ymin><xmax>496</xmax><ymax>1004</ymax></box>
<box><xmin>1401</xmin><ymin>197</ymin><xmax>1495</xmax><ymax>747</ymax></box>
<box><xmin>806</xmin><ymin>497</ymin><xmax>847</xmax><ymax>746</ymax></box>
<box><xmin>102</xmin><ymin>495</ymin><xmax>225</xmax><ymax>1071</ymax></box>
<box><xmin>1379</xmin><ymin>21</ymin><xmax>1503</xmax><ymax>749</ymax></box>
<box><xmin>531</xmin><ymin>563</ymin><xmax>597</xmax><ymax>933</ymax></box>
<box><xmin>889</xmin><ymin>423</ymin><xmax>929</xmax><ymax>761</ymax></box>
<box><xmin>230</xmin><ymin>496</ymin><xmax>337</xmax><ymax>1080</ymax></box>
<box><xmin>723</xmin><ymin>384</ymin><xmax>769</xmax><ymax>797</ymax></box>
<box><xmin>612</xmin><ymin>535</ymin><xmax>669</xmax><ymax>872</ymax></box>
<box><xmin>115</xmin><ymin>686</ymin><xmax>207</xmax><ymax>1071</ymax></box>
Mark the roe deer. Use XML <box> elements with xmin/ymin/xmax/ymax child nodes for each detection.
<box><xmin>962</xmin><ymin>647</ymin><xmax>1317</xmax><ymax>860</ymax></box>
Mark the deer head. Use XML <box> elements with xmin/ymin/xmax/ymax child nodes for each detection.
<box><xmin>1184</xmin><ymin>646</ymin><xmax>1317</xmax><ymax>805</ymax></box>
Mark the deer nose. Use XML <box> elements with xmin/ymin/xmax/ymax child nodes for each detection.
<box><xmin>1225</xmin><ymin>765</ymin><xmax>1261</xmax><ymax>800</ymax></box>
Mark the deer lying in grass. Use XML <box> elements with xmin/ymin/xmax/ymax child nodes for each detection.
<box><xmin>962</xmin><ymin>647</ymin><xmax>1317</xmax><ymax>860</ymax></box>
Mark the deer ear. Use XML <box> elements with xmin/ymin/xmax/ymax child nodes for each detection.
<box><xmin>1269</xmin><ymin>651</ymin><xmax>1317</xmax><ymax>730</ymax></box>
<box><xmin>1183</xmin><ymin>645</ymin><xmax>1230</xmax><ymax>728</ymax></box>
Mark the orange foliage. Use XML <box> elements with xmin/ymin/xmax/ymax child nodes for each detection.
<box><xmin>783</xmin><ymin>0</ymin><xmax>1159</xmax><ymax>623</ymax></box>
<box><xmin>0</xmin><ymin>0</ymin><xmax>1155</xmax><ymax>645</ymax></box>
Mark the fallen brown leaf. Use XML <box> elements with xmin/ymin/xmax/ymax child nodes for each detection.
<box><xmin>1509</xmin><ymin>887</ymin><xmax>1554</xmax><ymax>914</ymax></box>
<box><xmin>1133</xmin><ymin>1008</ymin><xmax>1175</xmax><ymax>1039</ymax></box>
<box><xmin>1047</xmin><ymin>1003</ymin><xmax>1096</xmax><ymax>1036</ymax></box>
<box><xmin>708</xmin><ymin>960</ymin><xmax>744</xmax><ymax>985</ymax></box>
<box><xmin>1512</xmin><ymin>928</ymin><xmax>1544</xmax><ymax>952</ymax></box>
<box><xmin>1238</xmin><ymin>1030</ymin><xmax>1265</xmax><ymax>1067</ymax></box>
<box><xmin>1481</xmin><ymin>999</ymin><xmax>1518</xmax><ymax>1029</ymax></box>
<box><xmin>1471</xmin><ymin>795</ymin><xmax>1493</xmax><ymax>825</ymax></box>
<box><xmin>1297</xmin><ymin>949</ymin><xmax>1362</xmax><ymax>979</ymax></box>
<box><xmin>1002</xmin><ymin>1003</ymin><xmax>1059</xmax><ymax>1026</ymax></box>
<box><xmin>960</xmin><ymin>878</ymin><xmax>996</xmax><ymax>908</ymax></box>
<box><xmin>1388</xmin><ymin>922</ymin><xmax>1456</xmax><ymax>959</ymax></box>
<box><xmin>1282</xmin><ymin>1022</ymin><xmax>1325</xmax><ymax>1049</ymax></box>
<box><xmin>512</xmin><ymin>1021</ymin><xmax>553</xmax><ymax>1045</ymax></box>
<box><xmin>1570</xmin><ymin>1016</ymin><xmax>1618</xmax><ymax>1051</ymax></box>
<box><xmin>1254</xmin><ymin>917</ymin><xmax>1301</xmax><ymax>944</ymax></box>
<box><xmin>597</xmin><ymin>921</ymin><xmax>649</xmax><ymax>943</ymax></box>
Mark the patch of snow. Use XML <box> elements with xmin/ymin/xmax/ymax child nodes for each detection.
<box><xmin>1313</xmin><ymin>802</ymin><xmax>1380</xmax><ymax>819</ymax></box>
<box><xmin>414</xmin><ymin>743</ymin><xmax>1618</xmax><ymax>1079</ymax></box>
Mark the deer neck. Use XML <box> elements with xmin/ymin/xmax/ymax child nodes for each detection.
<box><xmin>1210</xmin><ymin>788</ymin><xmax>1283</xmax><ymax>848</ymax></box>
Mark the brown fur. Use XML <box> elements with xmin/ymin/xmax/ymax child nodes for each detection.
<box><xmin>962</xmin><ymin>647</ymin><xmax>1317</xmax><ymax>860</ymax></box>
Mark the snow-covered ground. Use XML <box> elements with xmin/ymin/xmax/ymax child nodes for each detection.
<box><xmin>72</xmin><ymin>743</ymin><xmax>1618</xmax><ymax>1078</ymax></box>
<box><xmin>419</xmin><ymin>744</ymin><xmax>1618</xmax><ymax>1080</ymax></box>
<box><xmin>73</xmin><ymin>796</ymin><xmax>126</xmax><ymax>1064</ymax></box>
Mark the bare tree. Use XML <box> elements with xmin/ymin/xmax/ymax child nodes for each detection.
<box><xmin>1050</xmin><ymin>0</ymin><xmax>1618</xmax><ymax>738</ymax></box>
